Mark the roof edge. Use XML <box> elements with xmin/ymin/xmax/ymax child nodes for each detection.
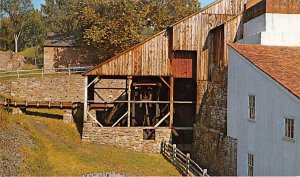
<box><xmin>228</xmin><ymin>43</ymin><xmax>300</xmax><ymax>100</ymax></box>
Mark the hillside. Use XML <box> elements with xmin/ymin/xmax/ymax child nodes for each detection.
<box><xmin>0</xmin><ymin>108</ymin><xmax>180</xmax><ymax>176</ymax></box>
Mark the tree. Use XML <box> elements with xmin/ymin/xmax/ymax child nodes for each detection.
<box><xmin>77</xmin><ymin>0</ymin><xmax>200</xmax><ymax>62</ymax></box>
<box><xmin>41</xmin><ymin>0</ymin><xmax>79</xmax><ymax>35</ymax></box>
<box><xmin>21</xmin><ymin>9</ymin><xmax>46</xmax><ymax>48</ymax></box>
<box><xmin>0</xmin><ymin>18</ymin><xmax>14</xmax><ymax>51</ymax></box>
<box><xmin>2</xmin><ymin>0</ymin><xmax>33</xmax><ymax>53</ymax></box>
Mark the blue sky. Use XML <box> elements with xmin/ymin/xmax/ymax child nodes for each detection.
<box><xmin>32</xmin><ymin>0</ymin><xmax>217</xmax><ymax>9</ymax></box>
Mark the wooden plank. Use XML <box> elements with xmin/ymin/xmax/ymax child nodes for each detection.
<box><xmin>127</xmin><ymin>76</ymin><xmax>132</xmax><ymax>127</ymax></box>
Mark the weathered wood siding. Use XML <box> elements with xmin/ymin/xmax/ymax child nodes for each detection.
<box><xmin>86</xmin><ymin>31</ymin><xmax>170</xmax><ymax>76</ymax></box>
<box><xmin>173</xmin><ymin>0</ymin><xmax>245</xmax><ymax>52</ymax></box>
<box><xmin>85</xmin><ymin>0</ymin><xmax>246</xmax><ymax>77</ymax></box>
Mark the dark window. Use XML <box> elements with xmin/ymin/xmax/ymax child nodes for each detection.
<box><xmin>249</xmin><ymin>95</ymin><xmax>255</xmax><ymax>119</ymax></box>
<box><xmin>285</xmin><ymin>118</ymin><xmax>295</xmax><ymax>139</ymax></box>
<box><xmin>143</xmin><ymin>129</ymin><xmax>155</xmax><ymax>140</ymax></box>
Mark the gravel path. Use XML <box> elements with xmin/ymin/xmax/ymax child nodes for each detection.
<box><xmin>0</xmin><ymin>124</ymin><xmax>33</xmax><ymax>176</ymax></box>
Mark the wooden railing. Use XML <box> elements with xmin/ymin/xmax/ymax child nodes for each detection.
<box><xmin>161</xmin><ymin>140</ymin><xmax>209</xmax><ymax>177</ymax></box>
<box><xmin>0</xmin><ymin>67</ymin><xmax>91</xmax><ymax>79</ymax></box>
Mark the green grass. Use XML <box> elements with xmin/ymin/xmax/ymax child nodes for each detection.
<box><xmin>1</xmin><ymin>108</ymin><xmax>180</xmax><ymax>176</ymax></box>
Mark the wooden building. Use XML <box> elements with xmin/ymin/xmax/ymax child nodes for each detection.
<box><xmin>82</xmin><ymin>0</ymin><xmax>246</xmax><ymax>152</ymax></box>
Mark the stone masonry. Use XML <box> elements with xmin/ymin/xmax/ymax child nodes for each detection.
<box><xmin>193</xmin><ymin>68</ymin><xmax>237</xmax><ymax>176</ymax></box>
<box><xmin>94</xmin><ymin>79</ymin><xmax>126</xmax><ymax>102</ymax></box>
<box><xmin>82</xmin><ymin>123</ymin><xmax>172</xmax><ymax>153</ymax></box>
<box><xmin>9</xmin><ymin>75</ymin><xmax>84</xmax><ymax>102</ymax></box>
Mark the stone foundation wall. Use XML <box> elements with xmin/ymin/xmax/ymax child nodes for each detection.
<box><xmin>82</xmin><ymin>123</ymin><xmax>172</xmax><ymax>153</ymax></box>
<box><xmin>0</xmin><ymin>81</ymin><xmax>11</xmax><ymax>95</ymax></box>
<box><xmin>9</xmin><ymin>75</ymin><xmax>84</xmax><ymax>102</ymax></box>
<box><xmin>193</xmin><ymin>68</ymin><xmax>237</xmax><ymax>176</ymax></box>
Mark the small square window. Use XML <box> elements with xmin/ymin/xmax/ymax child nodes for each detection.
<box><xmin>248</xmin><ymin>95</ymin><xmax>255</xmax><ymax>120</ymax></box>
<box><xmin>143</xmin><ymin>129</ymin><xmax>155</xmax><ymax>140</ymax></box>
<box><xmin>285</xmin><ymin>118</ymin><xmax>294</xmax><ymax>139</ymax></box>
<box><xmin>248</xmin><ymin>153</ymin><xmax>254</xmax><ymax>176</ymax></box>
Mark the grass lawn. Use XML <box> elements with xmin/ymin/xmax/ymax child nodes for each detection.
<box><xmin>2</xmin><ymin>108</ymin><xmax>180</xmax><ymax>176</ymax></box>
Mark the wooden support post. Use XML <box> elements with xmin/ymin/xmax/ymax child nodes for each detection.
<box><xmin>127</xmin><ymin>76</ymin><xmax>132</xmax><ymax>127</ymax></box>
<box><xmin>84</xmin><ymin>76</ymin><xmax>88</xmax><ymax>122</ymax></box>
<box><xmin>170</xmin><ymin>76</ymin><xmax>174</xmax><ymax>128</ymax></box>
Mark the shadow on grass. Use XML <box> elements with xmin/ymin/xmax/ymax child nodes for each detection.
<box><xmin>73</xmin><ymin>108</ymin><xmax>83</xmax><ymax>136</ymax></box>
<box><xmin>24</xmin><ymin>110</ymin><xmax>63</xmax><ymax>120</ymax></box>
<box><xmin>23</xmin><ymin>108</ymin><xmax>84</xmax><ymax>137</ymax></box>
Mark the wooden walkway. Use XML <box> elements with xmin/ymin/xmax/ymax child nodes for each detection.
<box><xmin>0</xmin><ymin>99</ymin><xmax>82</xmax><ymax>109</ymax></box>
<box><xmin>0</xmin><ymin>99</ymin><xmax>116</xmax><ymax>110</ymax></box>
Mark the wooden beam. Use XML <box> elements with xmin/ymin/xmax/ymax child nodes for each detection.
<box><xmin>112</xmin><ymin>111</ymin><xmax>128</xmax><ymax>127</ymax></box>
<box><xmin>84</xmin><ymin>76</ymin><xmax>88</xmax><ymax>121</ymax></box>
<box><xmin>154</xmin><ymin>112</ymin><xmax>170</xmax><ymax>128</ymax></box>
<box><xmin>87</xmin><ymin>76</ymin><xmax>100</xmax><ymax>88</ymax></box>
<box><xmin>127</xmin><ymin>76</ymin><xmax>132</xmax><ymax>127</ymax></box>
<box><xmin>132</xmin><ymin>83</ymin><xmax>162</xmax><ymax>87</ymax></box>
<box><xmin>87</xmin><ymin>111</ymin><xmax>103</xmax><ymax>127</ymax></box>
<box><xmin>173</xmin><ymin>127</ymin><xmax>194</xmax><ymax>130</ymax></box>
<box><xmin>87</xmin><ymin>100</ymin><xmax>194</xmax><ymax>104</ymax></box>
<box><xmin>170</xmin><ymin>76</ymin><xmax>174</xmax><ymax>128</ymax></box>
<box><xmin>159</xmin><ymin>76</ymin><xmax>170</xmax><ymax>88</ymax></box>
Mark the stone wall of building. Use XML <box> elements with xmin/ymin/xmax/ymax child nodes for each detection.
<box><xmin>9</xmin><ymin>75</ymin><xmax>84</xmax><ymax>102</ymax></box>
<box><xmin>82</xmin><ymin>123</ymin><xmax>172</xmax><ymax>153</ymax></box>
<box><xmin>44</xmin><ymin>47</ymin><xmax>81</xmax><ymax>71</ymax></box>
<box><xmin>193</xmin><ymin>68</ymin><xmax>237</xmax><ymax>176</ymax></box>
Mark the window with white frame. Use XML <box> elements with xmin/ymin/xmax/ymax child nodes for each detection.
<box><xmin>248</xmin><ymin>153</ymin><xmax>254</xmax><ymax>176</ymax></box>
<box><xmin>248</xmin><ymin>95</ymin><xmax>255</xmax><ymax>120</ymax></box>
<box><xmin>285</xmin><ymin>117</ymin><xmax>294</xmax><ymax>139</ymax></box>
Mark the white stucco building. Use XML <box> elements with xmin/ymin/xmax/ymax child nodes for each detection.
<box><xmin>228</xmin><ymin>44</ymin><xmax>300</xmax><ymax>176</ymax></box>
<box><xmin>227</xmin><ymin>0</ymin><xmax>300</xmax><ymax>176</ymax></box>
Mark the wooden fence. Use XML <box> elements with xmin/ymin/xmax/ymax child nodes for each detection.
<box><xmin>0</xmin><ymin>67</ymin><xmax>91</xmax><ymax>79</ymax></box>
<box><xmin>161</xmin><ymin>140</ymin><xmax>209</xmax><ymax>176</ymax></box>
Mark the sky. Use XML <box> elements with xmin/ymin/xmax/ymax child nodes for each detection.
<box><xmin>32</xmin><ymin>0</ymin><xmax>217</xmax><ymax>9</ymax></box>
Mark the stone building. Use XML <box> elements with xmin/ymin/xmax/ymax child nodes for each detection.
<box><xmin>43</xmin><ymin>32</ymin><xmax>80</xmax><ymax>71</ymax></box>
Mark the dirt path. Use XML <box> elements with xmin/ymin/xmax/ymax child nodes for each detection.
<box><xmin>25</xmin><ymin>119</ymin><xmax>91</xmax><ymax>154</ymax></box>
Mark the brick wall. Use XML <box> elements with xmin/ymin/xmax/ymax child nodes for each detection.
<box><xmin>193</xmin><ymin>68</ymin><xmax>237</xmax><ymax>176</ymax></box>
<box><xmin>9</xmin><ymin>75</ymin><xmax>84</xmax><ymax>102</ymax></box>
<box><xmin>82</xmin><ymin>123</ymin><xmax>172</xmax><ymax>153</ymax></box>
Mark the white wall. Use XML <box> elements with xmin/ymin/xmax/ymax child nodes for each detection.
<box><xmin>239</xmin><ymin>13</ymin><xmax>300</xmax><ymax>46</ymax></box>
<box><xmin>227</xmin><ymin>47</ymin><xmax>300</xmax><ymax>176</ymax></box>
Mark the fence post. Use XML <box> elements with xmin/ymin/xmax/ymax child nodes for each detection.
<box><xmin>172</xmin><ymin>144</ymin><xmax>177</xmax><ymax>163</ymax></box>
<box><xmin>202</xmin><ymin>169</ymin><xmax>207</xmax><ymax>177</ymax></box>
<box><xmin>186</xmin><ymin>153</ymin><xmax>190</xmax><ymax>176</ymax></box>
<box><xmin>161</xmin><ymin>140</ymin><xmax>165</xmax><ymax>154</ymax></box>
<box><xmin>68</xmin><ymin>68</ymin><xmax>71</xmax><ymax>76</ymax></box>
<box><xmin>17</xmin><ymin>69</ymin><xmax>20</xmax><ymax>78</ymax></box>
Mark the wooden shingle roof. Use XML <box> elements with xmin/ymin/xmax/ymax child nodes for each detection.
<box><xmin>229</xmin><ymin>43</ymin><xmax>300</xmax><ymax>99</ymax></box>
